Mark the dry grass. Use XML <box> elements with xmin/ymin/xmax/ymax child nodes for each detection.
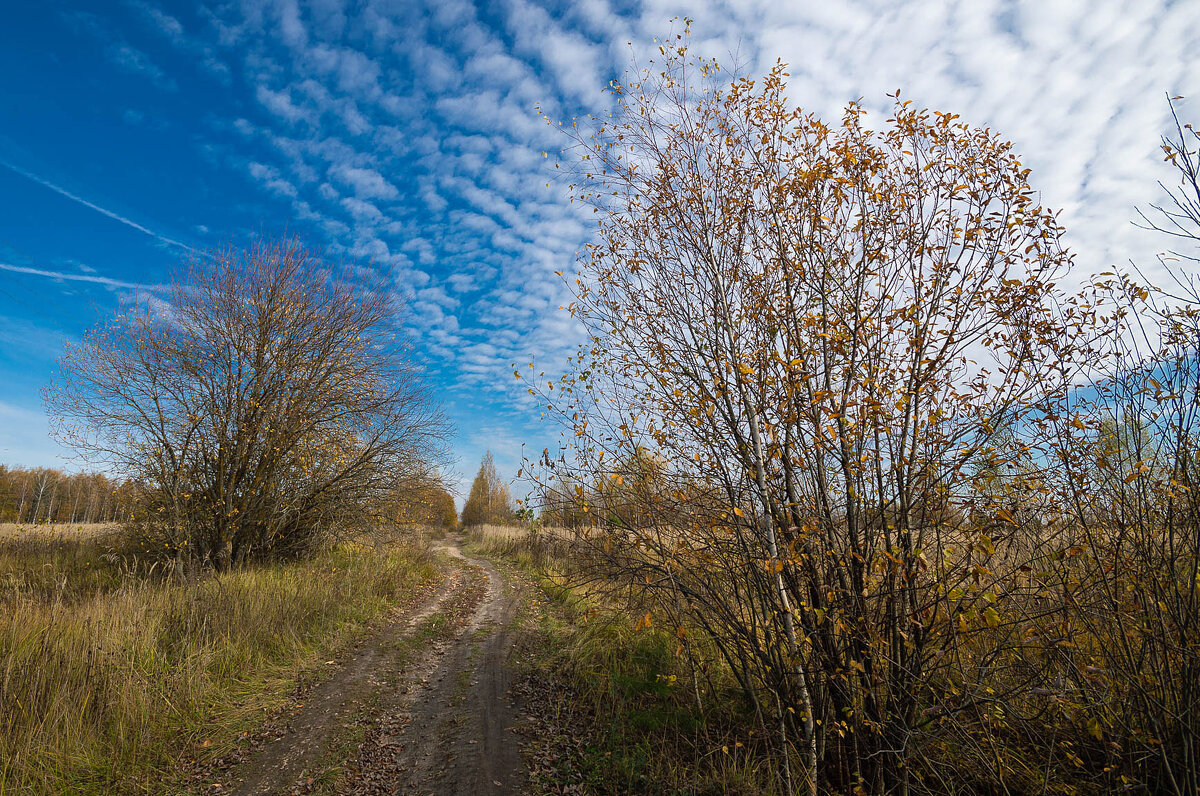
<box><xmin>468</xmin><ymin>523</ymin><xmax>575</xmax><ymax>542</ymax></box>
<box><xmin>465</xmin><ymin>523</ymin><xmax>577</xmax><ymax>567</ymax></box>
<box><xmin>0</xmin><ymin>522</ymin><xmax>119</xmax><ymax>540</ymax></box>
<box><xmin>0</xmin><ymin>532</ymin><xmax>437</xmax><ymax>794</ymax></box>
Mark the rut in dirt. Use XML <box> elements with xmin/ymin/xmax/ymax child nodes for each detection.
<box><xmin>226</xmin><ymin>538</ymin><xmax>524</xmax><ymax>796</ymax></box>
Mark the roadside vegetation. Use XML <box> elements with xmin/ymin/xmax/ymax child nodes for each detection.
<box><xmin>45</xmin><ymin>238</ymin><xmax>451</xmax><ymax>568</ymax></box>
<box><xmin>1</xmin><ymin>238</ymin><xmax>456</xmax><ymax>793</ymax></box>
<box><xmin>467</xmin><ymin>523</ymin><xmax>781</xmax><ymax>794</ymax></box>
<box><xmin>510</xmin><ymin>32</ymin><xmax>1200</xmax><ymax>796</ymax></box>
<box><xmin>0</xmin><ymin>524</ymin><xmax>436</xmax><ymax>793</ymax></box>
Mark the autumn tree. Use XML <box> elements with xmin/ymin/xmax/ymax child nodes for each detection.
<box><xmin>460</xmin><ymin>451</ymin><xmax>513</xmax><ymax>527</ymax></box>
<box><xmin>431</xmin><ymin>486</ymin><xmax>458</xmax><ymax>530</ymax></box>
<box><xmin>389</xmin><ymin>472</ymin><xmax>457</xmax><ymax>530</ymax></box>
<box><xmin>1034</xmin><ymin>98</ymin><xmax>1200</xmax><ymax>796</ymax></box>
<box><xmin>588</xmin><ymin>446</ymin><xmax>676</xmax><ymax>529</ymax></box>
<box><xmin>536</xmin><ymin>36</ymin><xmax>1100</xmax><ymax>794</ymax></box>
<box><xmin>536</xmin><ymin>472</ymin><xmax>589</xmax><ymax>528</ymax></box>
<box><xmin>45</xmin><ymin>239</ymin><xmax>450</xmax><ymax>567</ymax></box>
<box><xmin>0</xmin><ymin>466</ymin><xmax>131</xmax><ymax>524</ymax></box>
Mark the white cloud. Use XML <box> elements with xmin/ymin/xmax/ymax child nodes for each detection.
<box><xmin>275</xmin><ymin>0</ymin><xmax>307</xmax><ymax>51</ymax></box>
<box><xmin>340</xmin><ymin>196</ymin><xmax>384</xmax><ymax>222</ymax></box>
<box><xmin>308</xmin><ymin>0</ymin><xmax>347</xmax><ymax>39</ymax></box>
<box><xmin>247</xmin><ymin>161</ymin><xmax>298</xmax><ymax>198</ymax></box>
<box><xmin>167</xmin><ymin>0</ymin><xmax>1199</xmax><ymax>473</ymax></box>
<box><xmin>256</xmin><ymin>84</ymin><xmax>313</xmax><ymax>125</ymax></box>
<box><xmin>329</xmin><ymin>164</ymin><xmax>399</xmax><ymax>200</ymax></box>
<box><xmin>63</xmin><ymin>10</ymin><xmax>179</xmax><ymax>91</ymax></box>
<box><xmin>128</xmin><ymin>0</ymin><xmax>184</xmax><ymax>40</ymax></box>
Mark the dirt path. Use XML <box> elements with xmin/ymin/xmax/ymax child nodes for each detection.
<box><xmin>224</xmin><ymin>537</ymin><xmax>524</xmax><ymax>795</ymax></box>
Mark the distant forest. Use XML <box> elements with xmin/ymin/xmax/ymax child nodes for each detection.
<box><xmin>0</xmin><ymin>465</ymin><xmax>134</xmax><ymax>524</ymax></box>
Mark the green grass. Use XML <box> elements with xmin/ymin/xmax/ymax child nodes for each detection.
<box><xmin>0</xmin><ymin>533</ymin><xmax>437</xmax><ymax>794</ymax></box>
<box><xmin>469</xmin><ymin>525</ymin><xmax>782</xmax><ymax>795</ymax></box>
<box><xmin>531</xmin><ymin>581</ymin><xmax>776</xmax><ymax>794</ymax></box>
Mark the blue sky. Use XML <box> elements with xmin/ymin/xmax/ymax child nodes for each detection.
<box><xmin>0</xmin><ymin>0</ymin><xmax>1196</xmax><ymax>501</ymax></box>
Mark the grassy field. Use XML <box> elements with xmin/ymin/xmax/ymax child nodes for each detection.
<box><xmin>0</xmin><ymin>529</ymin><xmax>438</xmax><ymax>794</ymax></box>
<box><xmin>0</xmin><ymin>522</ymin><xmax>119</xmax><ymax>540</ymax></box>
<box><xmin>465</xmin><ymin>523</ymin><xmax>779</xmax><ymax>795</ymax></box>
<box><xmin>463</xmin><ymin>523</ymin><xmax>576</xmax><ymax>567</ymax></box>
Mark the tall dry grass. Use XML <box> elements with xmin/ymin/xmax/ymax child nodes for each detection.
<box><xmin>0</xmin><ymin>533</ymin><xmax>436</xmax><ymax>794</ymax></box>
<box><xmin>0</xmin><ymin>522</ymin><xmax>118</xmax><ymax>540</ymax></box>
<box><xmin>465</xmin><ymin>523</ymin><xmax>577</xmax><ymax>568</ymax></box>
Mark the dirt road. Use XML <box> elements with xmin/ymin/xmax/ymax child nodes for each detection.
<box><xmin>224</xmin><ymin>537</ymin><xmax>524</xmax><ymax>795</ymax></box>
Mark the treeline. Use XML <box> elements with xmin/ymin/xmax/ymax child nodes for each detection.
<box><xmin>539</xmin><ymin>447</ymin><xmax>692</xmax><ymax>529</ymax></box>
<box><xmin>0</xmin><ymin>465</ymin><xmax>133</xmax><ymax>525</ymax></box>
<box><xmin>0</xmin><ymin>462</ymin><xmax>457</xmax><ymax>533</ymax></box>
<box><xmin>389</xmin><ymin>475</ymin><xmax>457</xmax><ymax>530</ymax></box>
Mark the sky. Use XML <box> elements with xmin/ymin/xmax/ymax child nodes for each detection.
<box><xmin>0</xmin><ymin>0</ymin><xmax>1196</xmax><ymax>503</ymax></box>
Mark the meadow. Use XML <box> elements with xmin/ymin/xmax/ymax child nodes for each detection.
<box><xmin>0</xmin><ymin>522</ymin><xmax>118</xmax><ymax>540</ymax></box>
<box><xmin>0</xmin><ymin>523</ymin><xmax>436</xmax><ymax>794</ymax></box>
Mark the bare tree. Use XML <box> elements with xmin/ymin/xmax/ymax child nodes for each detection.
<box><xmin>45</xmin><ymin>238</ymin><xmax>450</xmax><ymax>567</ymax></box>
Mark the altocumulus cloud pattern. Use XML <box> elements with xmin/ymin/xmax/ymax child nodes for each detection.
<box><xmin>0</xmin><ymin>0</ymin><xmax>1196</xmax><ymax>488</ymax></box>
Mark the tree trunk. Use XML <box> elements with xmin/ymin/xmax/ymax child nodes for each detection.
<box><xmin>17</xmin><ymin>475</ymin><xmax>28</xmax><ymax>523</ymax></box>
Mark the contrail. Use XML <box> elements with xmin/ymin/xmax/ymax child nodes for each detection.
<box><xmin>0</xmin><ymin>159</ymin><xmax>198</xmax><ymax>253</ymax></box>
<box><xmin>0</xmin><ymin>262</ymin><xmax>159</xmax><ymax>290</ymax></box>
